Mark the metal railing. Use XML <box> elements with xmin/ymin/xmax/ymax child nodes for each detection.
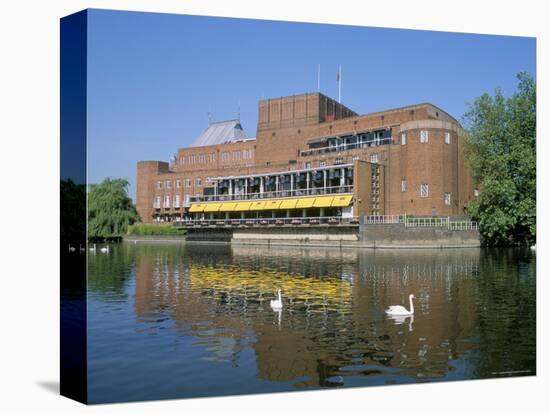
<box><xmin>190</xmin><ymin>185</ymin><xmax>354</xmax><ymax>203</ymax></box>
<box><xmin>176</xmin><ymin>216</ymin><xmax>360</xmax><ymax>227</ymax></box>
<box><xmin>363</xmin><ymin>215</ymin><xmax>405</xmax><ymax>224</ymax></box>
<box><xmin>300</xmin><ymin>138</ymin><xmax>393</xmax><ymax>157</ymax></box>
<box><xmin>361</xmin><ymin>214</ymin><xmax>479</xmax><ymax>231</ymax></box>
<box><xmin>405</xmin><ymin>216</ymin><xmax>450</xmax><ymax>227</ymax></box>
<box><xmin>448</xmin><ymin>221</ymin><xmax>479</xmax><ymax>231</ymax></box>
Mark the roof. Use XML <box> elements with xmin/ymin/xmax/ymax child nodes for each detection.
<box><xmin>189</xmin><ymin>119</ymin><xmax>249</xmax><ymax>147</ymax></box>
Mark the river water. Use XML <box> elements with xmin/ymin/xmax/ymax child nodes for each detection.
<box><xmin>86</xmin><ymin>243</ymin><xmax>536</xmax><ymax>403</ymax></box>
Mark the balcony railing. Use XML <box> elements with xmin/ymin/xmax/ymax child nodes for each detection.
<box><xmin>300</xmin><ymin>138</ymin><xmax>393</xmax><ymax>157</ymax></box>
<box><xmin>176</xmin><ymin>216</ymin><xmax>360</xmax><ymax>227</ymax></box>
<box><xmin>361</xmin><ymin>215</ymin><xmax>479</xmax><ymax>231</ymax></box>
<box><xmin>190</xmin><ymin>185</ymin><xmax>354</xmax><ymax>203</ymax></box>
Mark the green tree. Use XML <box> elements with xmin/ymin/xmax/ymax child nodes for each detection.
<box><xmin>88</xmin><ymin>178</ymin><xmax>139</xmax><ymax>239</ymax></box>
<box><xmin>463</xmin><ymin>72</ymin><xmax>536</xmax><ymax>246</ymax></box>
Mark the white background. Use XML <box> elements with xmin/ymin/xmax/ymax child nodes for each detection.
<box><xmin>0</xmin><ymin>1</ymin><xmax>547</xmax><ymax>413</ymax></box>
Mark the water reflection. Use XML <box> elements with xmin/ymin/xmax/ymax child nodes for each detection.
<box><xmin>87</xmin><ymin>244</ymin><xmax>536</xmax><ymax>403</ymax></box>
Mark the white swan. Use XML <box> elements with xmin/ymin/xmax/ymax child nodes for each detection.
<box><xmin>100</xmin><ymin>245</ymin><xmax>110</xmax><ymax>253</ymax></box>
<box><xmin>270</xmin><ymin>289</ymin><xmax>283</xmax><ymax>310</ymax></box>
<box><xmin>386</xmin><ymin>294</ymin><xmax>415</xmax><ymax>316</ymax></box>
<box><xmin>68</xmin><ymin>245</ymin><xmax>76</xmax><ymax>252</ymax></box>
<box><xmin>89</xmin><ymin>243</ymin><xmax>96</xmax><ymax>253</ymax></box>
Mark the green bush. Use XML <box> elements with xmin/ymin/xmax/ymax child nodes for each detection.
<box><xmin>127</xmin><ymin>224</ymin><xmax>185</xmax><ymax>236</ymax></box>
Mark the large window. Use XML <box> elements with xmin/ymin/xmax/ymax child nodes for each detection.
<box><xmin>370</xmin><ymin>153</ymin><xmax>379</xmax><ymax>163</ymax></box>
<box><xmin>165</xmin><ymin>180</ymin><xmax>172</xmax><ymax>189</ymax></box>
<box><xmin>420</xmin><ymin>130</ymin><xmax>429</xmax><ymax>143</ymax></box>
<box><xmin>195</xmin><ymin>177</ymin><xmax>202</xmax><ymax>187</ymax></box>
<box><xmin>157</xmin><ymin>181</ymin><xmax>162</xmax><ymax>189</ymax></box>
<box><xmin>444</xmin><ymin>192</ymin><xmax>451</xmax><ymax>205</ymax></box>
<box><xmin>401</xmin><ymin>133</ymin><xmax>407</xmax><ymax>145</ymax></box>
<box><xmin>153</xmin><ymin>196</ymin><xmax>161</xmax><ymax>208</ymax></box>
<box><xmin>445</xmin><ymin>132</ymin><xmax>451</xmax><ymax>144</ymax></box>
<box><xmin>163</xmin><ymin>195</ymin><xmax>170</xmax><ymax>208</ymax></box>
<box><xmin>176</xmin><ymin>179</ymin><xmax>181</xmax><ymax>188</ymax></box>
<box><xmin>319</xmin><ymin>160</ymin><xmax>326</xmax><ymax>168</ymax></box>
<box><xmin>420</xmin><ymin>183</ymin><xmax>429</xmax><ymax>198</ymax></box>
<box><xmin>174</xmin><ymin>194</ymin><xmax>180</xmax><ymax>208</ymax></box>
<box><xmin>401</xmin><ymin>179</ymin><xmax>407</xmax><ymax>192</ymax></box>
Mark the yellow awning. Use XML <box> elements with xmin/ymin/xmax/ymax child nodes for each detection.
<box><xmin>331</xmin><ymin>195</ymin><xmax>353</xmax><ymax>207</ymax></box>
<box><xmin>203</xmin><ymin>203</ymin><xmax>221</xmax><ymax>212</ymax></box>
<box><xmin>279</xmin><ymin>199</ymin><xmax>298</xmax><ymax>209</ymax></box>
<box><xmin>249</xmin><ymin>200</ymin><xmax>267</xmax><ymax>211</ymax></box>
<box><xmin>234</xmin><ymin>201</ymin><xmax>252</xmax><ymax>211</ymax></box>
<box><xmin>189</xmin><ymin>203</ymin><xmax>206</xmax><ymax>212</ymax></box>
<box><xmin>296</xmin><ymin>197</ymin><xmax>316</xmax><ymax>208</ymax></box>
<box><xmin>313</xmin><ymin>196</ymin><xmax>334</xmax><ymax>207</ymax></box>
<box><xmin>218</xmin><ymin>202</ymin><xmax>237</xmax><ymax>212</ymax></box>
<box><xmin>265</xmin><ymin>200</ymin><xmax>282</xmax><ymax>210</ymax></box>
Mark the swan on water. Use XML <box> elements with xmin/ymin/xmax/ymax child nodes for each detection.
<box><xmin>270</xmin><ymin>289</ymin><xmax>283</xmax><ymax>310</ymax></box>
<box><xmin>386</xmin><ymin>294</ymin><xmax>415</xmax><ymax>316</ymax></box>
<box><xmin>100</xmin><ymin>245</ymin><xmax>110</xmax><ymax>253</ymax></box>
<box><xmin>89</xmin><ymin>244</ymin><xmax>96</xmax><ymax>253</ymax></box>
<box><xmin>68</xmin><ymin>245</ymin><xmax>76</xmax><ymax>252</ymax></box>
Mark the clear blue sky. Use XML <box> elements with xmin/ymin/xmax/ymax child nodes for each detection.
<box><xmin>86</xmin><ymin>9</ymin><xmax>536</xmax><ymax>199</ymax></box>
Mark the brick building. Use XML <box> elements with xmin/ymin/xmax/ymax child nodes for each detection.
<box><xmin>136</xmin><ymin>92</ymin><xmax>475</xmax><ymax>223</ymax></box>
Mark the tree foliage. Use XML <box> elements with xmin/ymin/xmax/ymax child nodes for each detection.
<box><xmin>88</xmin><ymin>178</ymin><xmax>139</xmax><ymax>239</ymax></box>
<box><xmin>463</xmin><ymin>72</ymin><xmax>536</xmax><ymax>245</ymax></box>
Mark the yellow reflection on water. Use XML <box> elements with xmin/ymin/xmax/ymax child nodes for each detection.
<box><xmin>188</xmin><ymin>264</ymin><xmax>352</xmax><ymax>312</ymax></box>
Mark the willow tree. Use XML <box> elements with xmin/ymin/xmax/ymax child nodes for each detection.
<box><xmin>88</xmin><ymin>178</ymin><xmax>139</xmax><ymax>239</ymax></box>
<box><xmin>463</xmin><ymin>73</ymin><xmax>536</xmax><ymax>246</ymax></box>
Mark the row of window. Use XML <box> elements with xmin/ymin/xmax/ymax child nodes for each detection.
<box><xmin>157</xmin><ymin>177</ymin><xmax>205</xmax><ymax>190</ymax></box>
<box><xmin>400</xmin><ymin>180</ymin><xmax>452</xmax><ymax>205</ymax></box>
<box><xmin>154</xmin><ymin>194</ymin><xmax>192</xmax><ymax>209</ymax></box>
<box><xmin>179</xmin><ymin>149</ymin><xmax>255</xmax><ymax>165</ymax></box>
<box><xmin>400</xmin><ymin>131</ymin><xmax>451</xmax><ymax>145</ymax></box>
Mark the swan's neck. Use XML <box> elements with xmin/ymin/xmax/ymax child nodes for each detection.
<box><xmin>277</xmin><ymin>290</ymin><xmax>281</xmax><ymax>301</ymax></box>
<box><xmin>409</xmin><ymin>296</ymin><xmax>414</xmax><ymax>313</ymax></box>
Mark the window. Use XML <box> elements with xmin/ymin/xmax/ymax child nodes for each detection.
<box><xmin>444</xmin><ymin>192</ymin><xmax>451</xmax><ymax>206</ymax></box>
<box><xmin>420</xmin><ymin>183</ymin><xmax>429</xmax><ymax>198</ymax></box>
<box><xmin>163</xmin><ymin>195</ymin><xmax>170</xmax><ymax>208</ymax></box>
<box><xmin>401</xmin><ymin>133</ymin><xmax>407</xmax><ymax>145</ymax></box>
<box><xmin>165</xmin><ymin>180</ymin><xmax>172</xmax><ymax>189</ymax></box>
<box><xmin>154</xmin><ymin>196</ymin><xmax>161</xmax><ymax>208</ymax></box>
<box><xmin>304</xmin><ymin>161</ymin><xmax>311</xmax><ymax>169</ymax></box>
<box><xmin>401</xmin><ymin>179</ymin><xmax>407</xmax><ymax>192</ymax></box>
<box><xmin>157</xmin><ymin>181</ymin><xmax>162</xmax><ymax>189</ymax></box>
<box><xmin>319</xmin><ymin>160</ymin><xmax>326</xmax><ymax>168</ymax></box>
<box><xmin>176</xmin><ymin>179</ymin><xmax>181</xmax><ymax>188</ymax></box>
<box><xmin>195</xmin><ymin>177</ymin><xmax>202</xmax><ymax>187</ymax></box>
<box><xmin>420</xmin><ymin>130</ymin><xmax>429</xmax><ymax>143</ymax></box>
<box><xmin>335</xmin><ymin>158</ymin><xmax>344</xmax><ymax>165</ymax></box>
<box><xmin>370</xmin><ymin>153</ymin><xmax>379</xmax><ymax>163</ymax></box>
<box><xmin>445</xmin><ymin>132</ymin><xmax>451</xmax><ymax>144</ymax></box>
<box><xmin>174</xmin><ymin>194</ymin><xmax>180</xmax><ymax>208</ymax></box>
<box><xmin>185</xmin><ymin>178</ymin><xmax>191</xmax><ymax>187</ymax></box>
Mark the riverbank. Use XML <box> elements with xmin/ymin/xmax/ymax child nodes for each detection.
<box><xmin>123</xmin><ymin>223</ymin><xmax>480</xmax><ymax>249</ymax></box>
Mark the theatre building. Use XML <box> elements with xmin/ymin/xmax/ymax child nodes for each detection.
<box><xmin>136</xmin><ymin>92</ymin><xmax>476</xmax><ymax>224</ymax></box>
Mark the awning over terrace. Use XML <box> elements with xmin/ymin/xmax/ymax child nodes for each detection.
<box><xmin>190</xmin><ymin>195</ymin><xmax>353</xmax><ymax>213</ymax></box>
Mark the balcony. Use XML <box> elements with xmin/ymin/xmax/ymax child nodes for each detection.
<box><xmin>189</xmin><ymin>184</ymin><xmax>353</xmax><ymax>203</ymax></box>
<box><xmin>300</xmin><ymin>137</ymin><xmax>393</xmax><ymax>157</ymax></box>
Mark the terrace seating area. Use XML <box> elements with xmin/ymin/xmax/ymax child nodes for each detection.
<box><xmin>177</xmin><ymin>216</ymin><xmax>360</xmax><ymax>228</ymax></box>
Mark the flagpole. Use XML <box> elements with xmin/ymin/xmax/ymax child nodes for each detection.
<box><xmin>338</xmin><ymin>65</ymin><xmax>342</xmax><ymax>103</ymax></box>
<box><xmin>317</xmin><ymin>64</ymin><xmax>321</xmax><ymax>92</ymax></box>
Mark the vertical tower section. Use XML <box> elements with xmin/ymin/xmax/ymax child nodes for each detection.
<box><xmin>136</xmin><ymin>161</ymin><xmax>169</xmax><ymax>223</ymax></box>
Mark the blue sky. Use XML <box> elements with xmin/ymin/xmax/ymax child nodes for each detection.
<box><xmin>86</xmin><ymin>9</ymin><xmax>536</xmax><ymax>199</ymax></box>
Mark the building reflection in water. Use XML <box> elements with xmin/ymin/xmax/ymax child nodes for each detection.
<box><xmin>131</xmin><ymin>244</ymin><xmax>524</xmax><ymax>387</ymax></box>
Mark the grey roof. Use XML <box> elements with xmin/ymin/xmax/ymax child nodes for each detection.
<box><xmin>189</xmin><ymin>119</ymin><xmax>250</xmax><ymax>147</ymax></box>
